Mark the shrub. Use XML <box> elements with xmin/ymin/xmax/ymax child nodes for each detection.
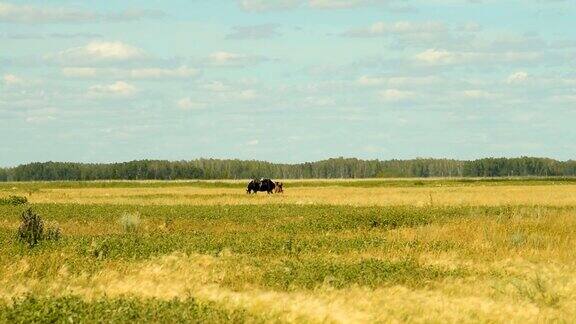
<box><xmin>17</xmin><ymin>208</ymin><xmax>62</xmax><ymax>247</ymax></box>
<box><xmin>0</xmin><ymin>195</ymin><xmax>28</xmax><ymax>206</ymax></box>
<box><xmin>17</xmin><ymin>208</ymin><xmax>44</xmax><ymax>247</ymax></box>
<box><xmin>87</xmin><ymin>239</ymin><xmax>111</xmax><ymax>260</ymax></box>
<box><xmin>119</xmin><ymin>212</ymin><xmax>141</xmax><ymax>233</ymax></box>
<box><xmin>44</xmin><ymin>221</ymin><xmax>62</xmax><ymax>241</ymax></box>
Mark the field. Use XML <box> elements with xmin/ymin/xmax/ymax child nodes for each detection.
<box><xmin>1</xmin><ymin>179</ymin><xmax>576</xmax><ymax>323</ymax></box>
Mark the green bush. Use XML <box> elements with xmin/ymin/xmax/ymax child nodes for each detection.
<box><xmin>0</xmin><ymin>195</ymin><xmax>28</xmax><ymax>206</ymax></box>
<box><xmin>17</xmin><ymin>208</ymin><xmax>44</xmax><ymax>247</ymax></box>
<box><xmin>17</xmin><ymin>208</ymin><xmax>62</xmax><ymax>247</ymax></box>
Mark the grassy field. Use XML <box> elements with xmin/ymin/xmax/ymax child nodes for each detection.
<box><xmin>1</xmin><ymin>179</ymin><xmax>575</xmax><ymax>323</ymax></box>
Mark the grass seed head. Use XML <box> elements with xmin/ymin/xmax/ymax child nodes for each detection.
<box><xmin>119</xmin><ymin>212</ymin><xmax>141</xmax><ymax>233</ymax></box>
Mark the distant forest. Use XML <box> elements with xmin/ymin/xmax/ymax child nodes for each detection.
<box><xmin>1</xmin><ymin>157</ymin><xmax>576</xmax><ymax>181</ymax></box>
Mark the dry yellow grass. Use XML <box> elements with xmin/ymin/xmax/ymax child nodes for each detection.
<box><xmin>21</xmin><ymin>184</ymin><xmax>576</xmax><ymax>206</ymax></box>
<box><xmin>2</xmin><ymin>250</ymin><xmax>573</xmax><ymax>323</ymax></box>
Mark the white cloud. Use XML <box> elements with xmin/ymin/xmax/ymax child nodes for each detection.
<box><xmin>460</xmin><ymin>22</ymin><xmax>482</xmax><ymax>33</ymax></box>
<box><xmin>0</xmin><ymin>2</ymin><xmax>164</xmax><ymax>24</ymax></box>
<box><xmin>551</xmin><ymin>94</ymin><xmax>576</xmax><ymax>104</ymax></box>
<box><xmin>195</xmin><ymin>81</ymin><xmax>261</xmax><ymax>104</ymax></box>
<box><xmin>507</xmin><ymin>71</ymin><xmax>529</xmax><ymax>84</ymax></box>
<box><xmin>88</xmin><ymin>81</ymin><xmax>137</xmax><ymax>98</ymax></box>
<box><xmin>388</xmin><ymin>76</ymin><xmax>441</xmax><ymax>87</ymax></box>
<box><xmin>208</xmin><ymin>51</ymin><xmax>264</xmax><ymax>67</ymax></box>
<box><xmin>1</xmin><ymin>74</ymin><xmax>43</xmax><ymax>88</ymax></box>
<box><xmin>202</xmin><ymin>81</ymin><xmax>231</xmax><ymax>92</ymax></box>
<box><xmin>358</xmin><ymin>75</ymin><xmax>385</xmax><ymax>86</ymax></box>
<box><xmin>48</xmin><ymin>41</ymin><xmax>146</xmax><ymax>64</ymax></box>
<box><xmin>0</xmin><ymin>2</ymin><xmax>94</xmax><ymax>23</ymax></box>
<box><xmin>414</xmin><ymin>49</ymin><xmax>455</xmax><ymax>65</ymax></box>
<box><xmin>358</xmin><ymin>75</ymin><xmax>441</xmax><ymax>88</ymax></box>
<box><xmin>23</xmin><ymin>107</ymin><xmax>59</xmax><ymax>124</ymax></box>
<box><xmin>309</xmin><ymin>0</ymin><xmax>416</xmax><ymax>10</ymax></box>
<box><xmin>378</xmin><ymin>89</ymin><xmax>414</xmax><ymax>102</ymax></box>
<box><xmin>304</xmin><ymin>96</ymin><xmax>336</xmax><ymax>107</ymax></box>
<box><xmin>176</xmin><ymin>98</ymin><xmax>206</xmax><ymax>110</ymax></box>
<box><xmin>310</xmin><ymin>0</ymin><xmax>363</xmax><ymax>9</ymax></box>
<box><xmin>61</xmin><ymin>67</ymin><xmax>99</xmax><ymax>78</ymax></box>
<box><xmin>246</xmin><ymin>139</ymin><xmax>259</xmax><ymax>146</ymax></box>
<box><xmin>414</xmin><ymin>48</ymin><xmax>541</xmax><ymax>66</ymax></box>
<box><xmin>462</xmin><ymin>90</ymin><xmax>496</xmax><ymax>100</ymax></box>
<box><xmin>345</xmin><ymin>21</ymin><xmax>446</xmax><ymax>37</ymax></box>
<box><xmin>226</xmin><ymin>24</ymin><xmax>280</xmax><ymax>40</ymax></box>
<box><xmin>238</xmin><ymin>0</ymin><xmax>299</xmax><ymax>12</ymax></box>
<box><xmin>3</xmin><ymin>74</ymin><xmax>24</xmax><ymax>86</ymax></box>
<box><xmin>209</xmin><ymin>51</ymin><xmax>242</xmax><ymax>65</ymax></box>
<box><xmin>237</xmin><ymin>89</ymin><xmax>258</xmax><ymax>101</ymax></box>
<box><xmin>238</xmin><ymin>0</ymin><xmax>413</xmax><ymax>11</ymax></box>
<box><xmin>62</xmin><ymin>66</ymin><xmax>197</xmax><ymax>80</ymax></box>
<box><xmin>214</xmin><ymin>88</ymin><xmax>259</xmax><ymax>102</ymax></box>
<box><xmin>25</xmin><ymin>115</ymin><xmax>56</xmax><ymax>124</ymax></box>
<box><xmin>129</xmin><ymin>66</ymin><xmax>197</xmax><ymax>79</ymax></box>
<box><xmin>75</xmin><ymin>41</ymin><xmax>144</xmax><ymax>60</ymax></box>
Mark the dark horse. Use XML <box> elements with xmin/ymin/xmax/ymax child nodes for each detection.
<box><xmin>247</xmin><ymin>178</ymin><xmax>276</xmax><ymax>194</ymax></box>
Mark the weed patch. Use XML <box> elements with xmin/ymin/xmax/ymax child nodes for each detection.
<box><xmin>0</xmin><ymin>195</ymin><xmax>28</xmax><ymax>206</ymax></box>
<box><xmin>0</xmin><ymin>295</ymin><xmax>260</xmax><ymax>323</ymax></box>
<box><xmin>263</xmin><ymin>258</ymin><xmax>465</xmax><ymax>290</ymax></box>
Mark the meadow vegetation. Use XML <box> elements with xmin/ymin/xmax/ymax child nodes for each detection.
<box><xmin>0</xmin><ymin>179</ymin><xmax>575</xmax><ymax>322</ymax></box>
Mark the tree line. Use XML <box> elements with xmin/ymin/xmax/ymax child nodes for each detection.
<box><xmin>1</xmin><ymin>157</ymin><xmax>575</xmax><ymax>182</ymax></box>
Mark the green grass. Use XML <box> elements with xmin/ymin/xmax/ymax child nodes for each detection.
<box><xmin>1</xmin><ymin>204</ymin><xmax>571</xmax><ymax>275</ymax></box>
<box><xmin>1</xmin><ymin>204</ymin><xmax>572</xmax><ymax>260</ymax></box>
<box><xmin>0</xmin><ymin>296</ymin><xmax>260</xmax><ymax>324</ymax></box>
<box><xmin>263</xmin><ymin>258</ymin><xmax>465</xmax><ymax>290</ymax></box>
<box><xmin>0</xmin><ymin>202</ymin><xmax>550</xmax><ymax>226</ymax></box>
<box><xmin>0</xmin><ymin>195</ymin><xmax>28</xmax><ymax>206</ymax></box>
<box><xmin>0</xmin><ymin>204</ymin><xmax>526</xmax><ymax>265</ymax></box>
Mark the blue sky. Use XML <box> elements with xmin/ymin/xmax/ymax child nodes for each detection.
<box><xmin>1</xmin><ymin>0</ymin><xmax>575</xmax><ymax>166</ymax></box>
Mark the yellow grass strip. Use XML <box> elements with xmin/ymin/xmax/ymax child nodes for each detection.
<box><xmin>23</xmin><ymin>184</ymin><xmax>576</xmax><ymax>206</ymax></box>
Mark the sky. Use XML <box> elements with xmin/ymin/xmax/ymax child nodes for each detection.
<box><xmin>1</xmin><ymin>0</ymin><xmax>575</xmax><ymax>166</ymax></box>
